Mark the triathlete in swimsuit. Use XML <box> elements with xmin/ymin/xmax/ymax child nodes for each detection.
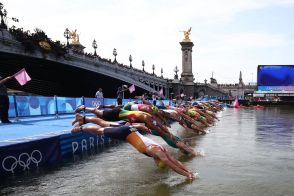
<box><xmin>73</xmin><ymin>109</ymin><xmax>196</xmax><ymax>156</ymax></box>
<box><xmin>162</xmin><ymin>109</ymin><xmax>205</xmax><ymax>134</ymax></box>
<box><xmin>71</xmin><ymin>124</ymin><xmax>196</xmax><ymax>180</ymax></box>
<box><xmin>123</xmin><ymin>103</ymin><xmax>169</xmax><ymax>127</ymax></box>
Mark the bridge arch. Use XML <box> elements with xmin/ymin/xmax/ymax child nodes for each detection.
<box><xmin>0</xmin><ymin>30</ymin><xmax>169</xmax><ymax>97</ymax></box>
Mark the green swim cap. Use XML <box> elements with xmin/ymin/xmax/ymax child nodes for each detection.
<box><xmin>187</xmin><ymin>109</ymin><xmax>196</xmax><ymax>117</ymax></box>
<box><xmin>157</xmin><ymin>160</ymin><xmax>166</xmax><ymax>168</ymax></box>
<box><xmin>152</xmin><ymin>106</ymin><xmax>159</xmax><ymax>114</ymax></box>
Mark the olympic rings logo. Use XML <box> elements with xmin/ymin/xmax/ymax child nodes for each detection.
<box><xmin>92</xmin><ymin>100</ymin><xmax>102</xmax><ymax>108</ymax></box>
<box><xmin>2</xmin><ymin>150</ymin><xmax>42</xmax><ymax>173</ymax></box>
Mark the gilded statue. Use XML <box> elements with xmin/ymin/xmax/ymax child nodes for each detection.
<box><xmin>181</xmin><ymin>27</ymin><xmax>192</xmax><ymax>42</ymax></box>
<box><xmin>69</xmin><ymin>29</ymin><xmax>80</xmax><ymax>45</ymax></box>
<box><xmin>38</xmin><ymin>40</ymin><xmax>51</xmax><ymax>51</ymax></box>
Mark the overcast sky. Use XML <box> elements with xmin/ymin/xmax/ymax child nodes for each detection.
<box><xmin>2</xmin><ymin>0</ymin><xmax>294</xmax><ymax>84</ymax></box>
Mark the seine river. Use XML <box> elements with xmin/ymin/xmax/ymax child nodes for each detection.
<box><xmin>1</xmin><ymin>106</ymin><xmax>294</xmax><ymax>196</ymax></box>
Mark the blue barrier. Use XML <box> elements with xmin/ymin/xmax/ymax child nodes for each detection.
<box><xmin>8</xmin><ymin>96</ymin><xmax>16</xmax><ymax>118</ymax></box>
<box><xmin>14</xmin><ymin>95</ymin><xmax>56</xmax><ymax>117</ymax></box>
<box><xmin>0</xmin><ymin>131</ymin><xmax>120</xmax><ymax>176</ymax></box>
<box><xmin>0</xmin><ymin>136</ymin><xmax>61</xmax><ymax>175</ymax></box>
<box><xmin>55</xmin><ymin>97</ymin><xmax>82</xmax><ymax>115</ymax></box>
<box><xmin>59</xmin><ymin>132</ymin><xmax>118</xmax><ymax>156</ymax></box>
<box><xmin>8</xmin><ymin>95</ymin><xmax>170</xmax><ymax>119</ymax></box>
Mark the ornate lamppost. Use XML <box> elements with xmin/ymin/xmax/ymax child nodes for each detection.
<box><xmin>142</xmin><ymin>60</ymin><xmax>145</xmax><ymax>72</ymax></box>
<box><xmin>0</xmin><ymin>2</ymin><xmax>7</xmax><ymax>29</ymax></box>
<box><xmin>92</xmin><ymin>39</ymin><xmax>98</xmax><ymax>56</ymax></box>
<box><xmin>129</xmin><ymin>54</ymin><xmax>133</xmax><ymax>68</ymax></box>
<box><xmin>113</xmin><ymin>48</ymin><xmax>117</xmax><ymax>63</ymax></box>
<box><xmin>64</xmin><ymin>28</ymin><xmax>70</xmax><ymax>47</ymax></box>
<box><xmin>161</xmin><ymin>68</ymin><xmax>163</xmax><ymax>78</ymax></box>
<box><xmin>174</xmin><ymin>66</ymin><xmax>179</xmax><ymax>79</ymax></box>
<box><xmin>152</xmin><ymin>64</ymin><xmax>155</xmax><ymax>75</ymax></box>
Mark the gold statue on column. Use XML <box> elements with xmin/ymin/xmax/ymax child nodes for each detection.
<box><xmin>181</xmin><ymin>27</ymin><xmax>192</xmax><ymax>42</ymax></box>
<box><xmin>69</xmin><ymin>29</ymin><xmax>80</xmax><ymax>45</ymax></box>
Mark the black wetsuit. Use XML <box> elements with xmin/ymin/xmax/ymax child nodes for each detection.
<box><xmin>102</xmin><ymin>108</ymin><xmax>121</xmax><ymax>121</ymax></box>
<box><xmin>103</xmin><ymin>125</ymin><xmax>135</xmax><ymax>140</ymax></box>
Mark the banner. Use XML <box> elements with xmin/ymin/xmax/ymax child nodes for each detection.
<box><xmin>15</xmin><ymin>96</ymin><xmax>56</xmax><ymax>116</ymax></box>
<box><xmin>0</xmin><ymin>136</ymin><xmax>61</xmax><ymax>176</ymax></box>
<box><xmin>56</xmin><ymin>97</ymin><xmax>81</xmax><ymax>114</ymax></box>
<box><xmin>84</xmin><ymin>97</ymin><xmax>103</xmax><ymax>108</ymax></box>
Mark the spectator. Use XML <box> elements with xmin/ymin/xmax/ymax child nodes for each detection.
<box><xmin>0</xmin><ymin>75</ymin><xmax>13</xmax><ymax>123</ymax></box>
<box><xmin>180</xmin><ymin>89</ymin><xmax>185</xmax><ymax>100</ymax></box>
<box><xmin>95</xmin><ymin>88</ymin><xmax>104</xmax><ymax>99</ymax></box>
<box><xmin>117</xmin><ymin>86</ymin><xmax>123</xmax><ymax>105</ymax></box>
<box><xmin>152</xmin><ymin>93</ymin><xmax>157</xmax><ymax>105</ymax></box>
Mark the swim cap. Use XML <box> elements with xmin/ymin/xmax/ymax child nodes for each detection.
<box><xmin>187</xmin><ymin>109</ymin><xmax>196</xmax><ymax>117</ymax></box>
<box><xmin>192</xmin><ymin>101</ymin><xmax>198</xmax><ymax>106</ymax></box>
<box><xmin>151</xmin><ymin>105</ymin><xmax>159</xmax><ymax>114</ymax></box>
<box><xmin>157</xmin><ymin>160</ymin><xmax>166</xmax><ymax>168</ymax></box>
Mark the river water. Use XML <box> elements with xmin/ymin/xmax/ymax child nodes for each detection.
<box><xmin>1</xmin><ymin>106</ymin><xmax>294</xmax><ymax>196</ymax></box>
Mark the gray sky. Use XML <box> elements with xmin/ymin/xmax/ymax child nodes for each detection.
<box><xmin>2</xmin><ymin>0</ymin><xmax>294</xmax><ymax>84</ymax></box>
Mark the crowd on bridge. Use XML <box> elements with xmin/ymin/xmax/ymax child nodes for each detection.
<box><xmin>70</xmin><ymin>96</ymin><xmax>223</xmax><ymax>180</ymax></box>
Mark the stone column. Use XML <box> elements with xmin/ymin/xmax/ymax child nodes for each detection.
<box><xmin>165</xmin><ymin>87</ymin><xmax>168</xmax><ymax>99</ymax></box>
<box><xmin>180</xmin><ymin>41</ymin><xmax>194</xmax><ymax>85</ymax></box>
<box><xmin>180</xmin><ymin>41</ymin><xmax>195</xmax><ymax>97</ymax></box>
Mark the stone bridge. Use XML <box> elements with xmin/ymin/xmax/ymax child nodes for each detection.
<box><xmin>0</xmin><ymin>28</ymin><xmax>231</xmax><ymax>99</ymax></box>
<box><xmin>0</xmin><ymin>29</ymin><xmax>170</xmax><ymax>97</ymax></box>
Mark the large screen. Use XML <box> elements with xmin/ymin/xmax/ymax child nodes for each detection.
<box><xmin>257</xmin><ymin>65</ymin><xmax>294</xmax><ymax>91</ymax></box>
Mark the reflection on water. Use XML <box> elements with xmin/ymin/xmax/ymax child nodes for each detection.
<box><xmin>255</xmin><ymin>107</ymin><xmax>294</xmax><ymax>147</ymax></box>
<box><xmin>1</xmin><ymin>107</ymin><xmax>294</xmax><ymax>196</ymax></box>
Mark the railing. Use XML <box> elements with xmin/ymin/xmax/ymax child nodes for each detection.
<box><xmin>197</xmin><ymin>95</ymin><xmax>248</xmax><ymax>101</ymax></box>
<box><xmin>7</xmin><ymin>95</ymin><xmax>172</xmax><ymax>120</ymax></box>
<box><xmin>7</xmin><ymin>94</ymin><xmax>249</xmax><ymax>120</ymax></box>
<box><xmin>7</xmin><ymin>95</ymin><xmax>134</xmax><ymax>119</ymax></box>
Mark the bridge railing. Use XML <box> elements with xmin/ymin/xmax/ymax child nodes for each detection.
<box><xmin>3</xmin><ymin>27</ymin><xmax>168</xmax><ymax>82</ymax></box>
